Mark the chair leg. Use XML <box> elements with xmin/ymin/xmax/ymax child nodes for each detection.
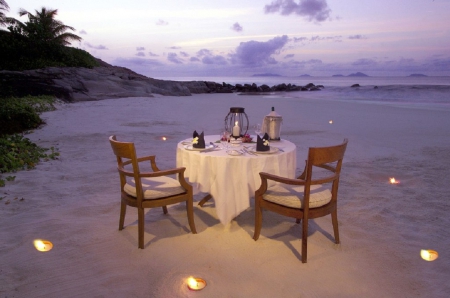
<box><xmin>301</xmin><ymin>218</ymin><xmax>308</xmax><ymax>263</ymax></box>
<box><xmin>162</xmin><ymin>206</ymin><xmax>168</xmax><ymax>214</ymax></box>
<box><xmin>331</xmin><ymin>210</ymin><xmax>340</xmax><ymax>244</ymax></box>
<box><xmin>253</xmin><ymin>197</ymin><xmax>262</xmax><ymax>241</ymax></box>
<box><xmin>119</xmin><ymin>201</ymin><xmax>127</xmax><ymax>230</ymax></box>
<box><xmin>138</xmin><ymin>207</ymin><xmax>145</xmax><ymax>249</ymax></box>
<box><xmin>186</xmin><ymin>198</ymin><xmax>197</xmax><ymax>234</ymax></box>
<box><xmin>198</xmin><ymin>194</ymin><xmax>212</xmax><ymax>207</ymax></box>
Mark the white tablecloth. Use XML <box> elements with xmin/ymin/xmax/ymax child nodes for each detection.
<box><xmin>176</xmin><ymin>135</ymin><xmax>296</xmax><ymax>225</ymax></box>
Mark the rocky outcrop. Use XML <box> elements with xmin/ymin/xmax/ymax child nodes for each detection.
<box><xmin>0</xmin><ymin>62</ymin><xmax>326</xmax><ymax>102</ymax></box>
<box><xmin>0</xmin><ymin>65</ymin><xmax>219</xmax><ymax>102</ymax></box>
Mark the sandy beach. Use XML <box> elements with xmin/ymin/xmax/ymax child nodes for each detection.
<box><xmin>1</xmin><ymin>92</ymin><xmax>449</xmax><ymax>297</ymax></box>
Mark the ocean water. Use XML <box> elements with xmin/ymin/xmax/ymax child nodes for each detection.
<box><xmin>156</xmin><ymin>76</ymin><xmax>450</xmax><ymax>108</ymax></box>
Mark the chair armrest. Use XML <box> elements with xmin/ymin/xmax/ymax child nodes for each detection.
<box><xmin>256</xmin><ymin>172</ymin><xmax>306</xmax><ymax>197</ymax></box>
<box><xmin>122</xmin><ymin>155</ymin><xmax>160</xmax><ymax>171</ymax></box>
<box><xmin>260</xmin><ymin>172</ymin><xmax>306</xmax><ymax>186</ymax></box>
<box><xmin>139</xmin><ymin>167</ymin><xmax>186</xmax><ymax>178</ymax></box>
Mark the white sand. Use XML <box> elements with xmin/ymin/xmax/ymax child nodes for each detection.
<box><xmin>1</xmin><ymin>93</ymin><xmax>449</xmax><ymax>297</ymax></box>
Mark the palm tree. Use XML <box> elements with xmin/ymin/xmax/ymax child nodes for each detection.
<box><xmin>7</xmin><ymin>7</ymin><xmax>81</xmax><ymax>46</ymax></box>
<box><xmin>0</xmin><ymin>0</ymin><xmax>9</xmax><ymax>27</ymax></box>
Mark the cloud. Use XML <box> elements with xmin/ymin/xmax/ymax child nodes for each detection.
<box><xmin>156</xmin><ymin>19</ymin><xmax>168</xmax><ymax>26</ymax></box>
<box><xmin>197</xmin><ymin>49</ymin><xmax>213</xmax><ymax>57</ymax></box>
<box><xmin>190</xmin><ymin>57</ymin><xmax>201</xmax><ymax>62</ymax></box>
<box><xmin>231</xmin><ymin>35</ymin><xmax>289</xmax><ymax>66</ymax></box>
<box><xmin>284</xmin><ymin>54</ymin><xmax>295</xmax><ymax>59</ymax></box>
<box><xmin>113</xmin><ymin>57</ymin><xmax>163</xmax><ymax>67</ymax></box>
<box><xmin>231</xmin><ymin>22</ymin><xmax>243</xmax><ymax>32</ymax></box>
<box><xmin>79</xmin><ymin>29</ymin><xmax>87</xmax><ymax>35</ymax></box>
<box><xmin>180</xmin><ymin>51</ymin><xmax>189</xmax><ymax>57</ymax></box>
<box><xmin>293</xmin><ymin>37</ymin><xmax>308</xmax><ymax>43</ymax></box>
<box><xmin>167</xmin><ymin>52</ymin><xmax>183</xmax><ymax>64</ymax></box>
<box><xmin>169</xmin><ymin>46</ymin><xmax>182</xmax><ymax>50</ymax></box>
<box><xmin>136</xmin><ymin>47</ymin><xmax>145</xmax><ymax>51</ymax></box>
<box><xmin>352</xmin><ymin>58</ymin><xmax>377</xmax><ymax>66</ymax></box>
<box><xmin>136</xmin><ymin>52</ymin><xmax>145</xmax><ymax>57</ymax></box>
<box><xmin>310</xmin><ymin>35</ymin><xmax>341</xmax><ymax>42</ymax></box>
<box><xmin>348</xmin><ymin>35</ymin><xmax>367</xmax><ymax>40</ymax></box>
<box><xmin>148</xmin><ymin>52</ymin><xmax>159</xmax><ymax>57</ymax></box>
<box><xmin>201</xmin><ymin>55</ymin><xmax>228</xmax><ymax>65</ymax></box>
<box><xmin>264</xmin><ymin>0</ymin><xmax>332</xmax><ymax>22</ymax></box>
<box><xmin>85</xmin><ymin>42</ymin><xmax>108</xmax><ymax>50</ymax></box>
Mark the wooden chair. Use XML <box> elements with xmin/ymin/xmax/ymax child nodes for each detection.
<box><xmin>109</xmin><ymin>135</ymin><xmax>197</xmax><ymax>248</ymax></box>
<box><xmin>253</xmin><ymin>139</ymin><xmax>348</xmax><ymax>263</ymax></box>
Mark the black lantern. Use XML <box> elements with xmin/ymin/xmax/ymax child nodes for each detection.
<box><xmin>225</xmin><ymin>107</ymin><xmax>249</xmax><ymax>138</ymax></box>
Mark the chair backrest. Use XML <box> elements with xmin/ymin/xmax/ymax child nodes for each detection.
<box><xmin>109</xmin><ymin>135</ymin><xmax>141</xmax><ymax>192</ymax></box>
<box><xmin>305</xmin><ymin>139</ymin><xmax>348</xmax><ymax>186</ymax></box>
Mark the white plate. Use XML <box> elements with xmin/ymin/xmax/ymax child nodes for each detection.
<box><xmin>247</xmin><ymin>146</ymin><xmax>279</xmax><ymax>154</ymax></box>
<box><xmin>184</xmin><ymin>144</ymin><xmax>215</xmax><ymax>151</ymax></box>
<box><xmin>226</xmin><ymin>149</ymin><xmax>243</xmax><ymax>156</ymax></box>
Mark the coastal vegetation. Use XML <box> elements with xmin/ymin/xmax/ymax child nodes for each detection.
<box><xmin>0</xmin><ymin>2</ymin><xmax>98</xmax><ymax>70</ymax></box>
<box><xmin>0</xmin><ymin>95</ymin><xmax>60</xmax><ymax>187</ymax></box>
<box><xmin>0</xmin><ymin>2</ymin><xmax>92</xmax><ymax>186</ymax></box>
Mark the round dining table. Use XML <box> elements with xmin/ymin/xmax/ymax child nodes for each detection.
<box><xmin>176</xmin><ymin>135</ymin><xmax>297</xmax><ymax>225</ymax></box>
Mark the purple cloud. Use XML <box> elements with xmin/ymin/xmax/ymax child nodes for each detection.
<box><xmin>156</xmin><ymin>19</ymin><xmax>168</xmax><ymax>26</ymax></box>
<box><xmin>264</xmin><ymin>0</ymin><xmax>331</xmax><ymax>22</ymax></box>
<box><xmin>201</xmin><ymin>55</ymin><xmax>228</xmax><ymax>65</ymax></box>
<box><xmin>136</xmin><ymin>52</ymin><xmax>145</xmax><ymax>57</ymax></box>
<box><xmin>180</xmin><ymin>51</ymin><xmax>189</xmax><ymax>57</ymax></box>
<box><xmin>85</xmin><ymin>42</ymin><xmax>108</xmax><ymax>50</ymax></box>
<box><xmin>136</xmin><ymin>47</ymin><xmax>145</xmax><ymax>51</ymax></box>
<box><xmin>231</xmin><ymin>22</ymin><xmax>243</xmax><ymax>32</ymax></box>
<box><xmin>231</xmin><ymin>35</ymin><xmax>289</xmax><ymax>66</ymax></box>
<box><xmin>148</xmin><ymin>52</ymin><xmax>159</xmax><ymax>57</ymax></box>
<box><xmin>349</xmin><ymin>35</ymin><xmax>367</xmax><ymax>40</ymax></box>
<box><xmin>190</xmin><ymin>57</ymin><xmax>200</xmax><ymax>62</ymax></box>
<box><xmin>197</xmin><ymin>49</ymin><xmax>213</xmax><ymax>57</ymax></box>
<box><xmin>79</xmin><ymin>29</ymin><xmax>87</xmax><ymax>35</ymax></box>
<box><xmin>352</xmin><ymin>58</ymin><xmax>377</xmax><ymax>66</ymax></box>
<box><xmin>169</xmin><ymin>46</ymin><xmax>182</xmax><ymax>50</ymax></box>
<box><xmin>114</xmin><ymin>57</ymin><xmax>163</xmax><ymax>67</ymax></box>
<box><xmin>167</xmin><ymin>52</ymin><xmax>183</xmax><ymax>64</ymax></box>
<box><xmin>284</xmin><ymin>54</ymin><xmax>295</xmax><ymax>59</ymax></box>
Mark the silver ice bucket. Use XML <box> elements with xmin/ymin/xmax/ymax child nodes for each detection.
<box><xmin>262</xmin><ymin>107</ymin><xmax>282</xmax><ymax>140</ymax></box>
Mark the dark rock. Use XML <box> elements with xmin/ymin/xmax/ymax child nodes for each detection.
<box><xmin>304</xmin><ymin>83</ymin><xmax>315</xmax><ymax>88</ymax></box>
<box><xmin>351</xmin><ymin>84</ymin><xmax>360</xmax><ymax>88</ymax></box>
<box><xmin>374</xmin><ymin>86</ymin><xmax>379</xmax><ymax>89</ymax></box>
<box><xmin>0</xmin><ymin>65</ymin><xmax>222</xmax><ymax>101</ymax></box>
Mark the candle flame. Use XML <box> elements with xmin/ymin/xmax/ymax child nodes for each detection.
<box><xmin>187</xmin><ymin>276</ymin><xmax>206</xmax><ymax>291</ymax></box>
<box><xmin>162</xmin><ymin>136</ymin><xmax>167</xmax><ymax>141</ymax></box>
<box><xmin>389</xmin><ymin>177</ymin><xmax>399</xmax><ymax>184</ymax></box>
<box><xmin>33</xmin><ymin>239</ymin><xmax>53</xmax><ymax>252</ymax></box>
<box><xmin>421</xmin><ymin>249</ymin><xmax>438</xmax><ymax>261</ymax></box>
<box><xmin>329</xmin><ymin>120</ymin><xmax>333</xmax><ymax>124</ymax></box>
<box><xmin>235</xmin><ymin>121</ymin><xmax>238</xmax><ymax>126</ymax></box>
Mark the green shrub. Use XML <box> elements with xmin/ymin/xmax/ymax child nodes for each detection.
<box><xmin>0</xmin><ymin>96</ymin><xmax>56</xmax><ymax>135</ymax></box>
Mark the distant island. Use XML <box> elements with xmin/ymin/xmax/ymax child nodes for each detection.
<box><xmin>252</xmin><ymin>73</ymin><xmax>282</xmax><ymax>77</ymax></box>
<box><xmin>332</xmin><ymin>72</ymin><xmax>369</xmax><ymax>77</ymax></box>
<box><xmin>409</xmin><ymin>74</ymin><xmax>428</xmax><ymax>77</ymax></box>
<box><xmin>299</xmin><ymin>74</ymin><xmax>311</xmax><ymax>77</ymax></box>
<box><xmin>348</xmin><ymin>72</ymin><xmax>369</xmax><ymax>77</ymax></box>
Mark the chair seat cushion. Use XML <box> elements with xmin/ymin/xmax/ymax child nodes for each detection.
<box><xmin>124</xmin><ymin>176</ymin><xmax>186</xmax><ymax>200</ymax></box>
<box><xmin>263</xmin><ymin>184</ymin><xmax>332</xmax><ymax>209</ymax></box>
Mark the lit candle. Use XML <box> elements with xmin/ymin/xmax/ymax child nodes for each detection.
<box><xmin>187</xmin><ymin>277</ymin><xmax>206</xmax><ymax>291</ymax></box>
<box><xmin>162</xmin><ymin>136</ymin><xmax>167</xmax><ymax>141</ymax></box>
<box><xmin>389</xmin><ymin>177</ymin><xmax>399</xmax><ymax>184</ymax></box>
<box><xmin>421</xmin><ymin>249</ymin><xmax>438</xmax><ymax>261</ymax></box>
<box><xmin>33</xmin><ymin>239</ymin><xmax>53</xmax><ymax>252</ymax></box>
<box><xmin>329</xmin><ymin>120</ymin><xmax>333</xmax><ymax>124</ymax></box>
<box><xmin>233</xmin><ymin>121</ymin><xmax>240</xmax><ymax>137</ymax></box>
